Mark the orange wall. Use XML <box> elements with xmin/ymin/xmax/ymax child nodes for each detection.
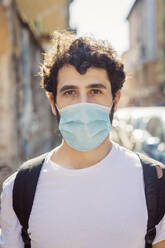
<box><xmin>17</xmin><ymin>0</ymin><xmax>68</xmax><ymax>34</ymax></box>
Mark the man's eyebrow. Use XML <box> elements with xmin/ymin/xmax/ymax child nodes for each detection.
<box><xmin>59</xmin><ymin>83</ymin><xmax>107</xmax><ymax>93</ymax></box>
<box><xmin>86</xmin><ymin>83</ymin><xmax>107</xmax><ymax>89</ymax></box>
<box><xmin>59</xmin><ymin>85</ymin><xmax>78</xmax><ymax>93</ymax></box>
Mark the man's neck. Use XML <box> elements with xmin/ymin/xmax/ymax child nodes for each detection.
<box><xmin>50</xmin><ymin>136</ymin><xmax>113</xmax><ymax>169</ymax></box>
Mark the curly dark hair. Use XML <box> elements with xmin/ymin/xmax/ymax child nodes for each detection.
<box><xmin>40</xmin><ymin>30</ymin><xmax>126</xmax><ymax>101</ymax></box>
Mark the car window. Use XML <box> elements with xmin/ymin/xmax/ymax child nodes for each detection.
<box><xmin>146</xmin><ymin>117</ymin><xmax>164</xmax><ymax>142</ymax></box>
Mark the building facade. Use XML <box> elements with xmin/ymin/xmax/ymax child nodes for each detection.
<box><xmin>0</xmin><ymin>0</ymin><xmax>71</xmax><ymax>191</ymax></box>
<box><xmin>16</xmin><ymin>0</ymin><xmax>73</xmax><ymax>36</ymax></box>
<box><xmin>121</xmin><ymin>0</ymin><xmax>165</xmax><ymax>106</ymax></box>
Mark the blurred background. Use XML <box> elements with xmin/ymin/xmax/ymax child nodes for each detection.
<box><xmin>0</xmin><ymin>0</ymin><xmax>165</xmax><ymax>191</ymax></box>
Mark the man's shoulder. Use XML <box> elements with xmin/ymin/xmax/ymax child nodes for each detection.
<box><xmin>114</xmin><ymin>142</ymin><xmax>165</xmax><ymax>173</ymax></box>
<box><xmin>19</xmin><ymin>152</ymin><xmax>49</xmax><ymax>170</ymax></box>
<box><xmin>2</xmin><ymin>152</ymin><xmax>50</xmax><ymax>194</ymax></box>
<box><xmin>2</xmin><ymin>172</ymin><xmax>17</xmax><ymax>196</ymax></box>
<box><xmin>113</xmin><ymin>142</ymin><xmax>141</xmax><ymax>166</ymax></box>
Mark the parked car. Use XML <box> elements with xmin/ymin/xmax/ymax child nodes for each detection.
<box><xmin>112</xmin><ymin>107</ymin><xmax>165</xmax><ymax>163</ymax></box>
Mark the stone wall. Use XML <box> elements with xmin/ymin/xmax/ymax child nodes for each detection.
<box><xmin>0</xmin><ymin>1</ymin><xmax>61</xmax><ymax>193</ymax></box>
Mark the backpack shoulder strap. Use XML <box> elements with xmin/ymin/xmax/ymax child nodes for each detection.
<box><xmin>12</xmin><ymin>152</ymin><xmax>48</xmax><ymax>248</ymax></box>
<box><xmin>137</xmin><ymin>152</ymin><xmax>165</xmax><ymax>248</ymax></box>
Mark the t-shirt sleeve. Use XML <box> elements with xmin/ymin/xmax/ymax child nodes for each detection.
<box><xmin>0</xmin><ymin>173</ymin><xmax>24</xmax><ymax>248</ymax></box>
<box><xmin>153</xmin><ymin>214</ymin><xmax>165</xmax><ymax>245</ymax></box>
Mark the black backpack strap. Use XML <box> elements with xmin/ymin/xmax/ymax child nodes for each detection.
<box><xmin>137</xmin><ymin>152</ymin><xmax>165</xmax><ymax>248</ymax></box>
<box><xmin>12</xmin><ymin>152</ymin><xmax>48</xmax><ymax>248</ymax></box>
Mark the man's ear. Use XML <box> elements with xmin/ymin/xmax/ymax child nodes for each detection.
<box><xmin>114</xmin><ymin>90</ymin><xmax>121</xmax><ymax>112</ymax></box>
<box><xmin>47</xmin><ymin>92</ymin><xmax>57</xmax><ymax>115</ymax></box>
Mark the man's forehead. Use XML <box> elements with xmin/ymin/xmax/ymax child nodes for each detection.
<box><xmin>57</xmin><ymin>65</ymin><xmax>111</xmax><ymax>89</ymax></box>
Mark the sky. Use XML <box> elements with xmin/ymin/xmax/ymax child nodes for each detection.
<box><xmin>70</xmin><ymin>0</ymin><xmax>134</xmax><ymax>56</ymax></box>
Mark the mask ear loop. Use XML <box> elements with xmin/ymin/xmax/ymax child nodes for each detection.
<box><xmin>52</xmin><ymin>92</ymin><xmax>60</xmax><ymax>123</ymax></box>
<box><xmin>55</xmin><ymin>105</ymin><xmax>60</xmax><ymax>123</ymax></box>
<box><xmin>110</xmin><ymin>100</ymin><xmax>115</xmax><ymax>123</ymax></box>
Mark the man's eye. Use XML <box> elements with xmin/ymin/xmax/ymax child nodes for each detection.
<box><xmin>63</xmin><ymin>90</ymin><xmax>76</xmax><ymax>96</ymax></box>
<box><xmin>90</xmin><ymin>89</ymin><xmax>102</xmax><ymax>95</ymax></box>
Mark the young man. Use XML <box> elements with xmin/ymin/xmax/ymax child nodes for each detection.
<box><xmin>0</xmin><ymin>31</ymin><xmax>165</xmax><ymax>248</ymax></box>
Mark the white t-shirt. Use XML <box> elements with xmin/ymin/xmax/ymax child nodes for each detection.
<box><xmin>0</xmin><ymin>141</ymin><xmax>165</xmax><ymax>248</ymax></box>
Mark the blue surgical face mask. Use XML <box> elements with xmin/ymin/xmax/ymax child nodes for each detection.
<box><xmin>58</xmin><ymin>102</ymin><xmax>113</xmax><ymax>151</ymax></box>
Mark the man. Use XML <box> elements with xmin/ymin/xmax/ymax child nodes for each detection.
<box><xmin>0</xmin><ymin>31</ymin><xmax>165</xmax><ymax>248</ymax></box>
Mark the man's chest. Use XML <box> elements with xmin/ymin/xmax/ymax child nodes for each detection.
<box><xmin>28</xmin><ymin>172</ymin><xmax>148</xmax><ymax>248</ymax></box>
